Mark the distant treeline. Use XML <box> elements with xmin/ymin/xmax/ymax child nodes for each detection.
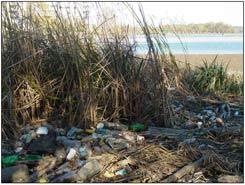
<box><xmin>164</xmin><ymin>22</ymin><xmax>243</xmax><ymax>34</ymax></box>
<box><xmin>129</xmin><ymin>22</ymin><xmax>243</xmax><ymax>34</ymax></box>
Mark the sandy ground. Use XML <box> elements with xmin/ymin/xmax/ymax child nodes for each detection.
<box><xmin>174</xmin><ymin>54</ymin><xmax>243</xmax><ymax>74</ymax></box>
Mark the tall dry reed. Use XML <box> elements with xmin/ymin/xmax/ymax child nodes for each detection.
<box><xmin>2</xmin><ymin>2</ymin><xmax>179</xmax><ymax>140</ymax></box>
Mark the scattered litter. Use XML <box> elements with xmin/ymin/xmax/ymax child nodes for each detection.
<box><xmin>103</xmin><ymin>122</ymin><xmax>128</xmax><ymax>131</ymax></box>
<box><xmin>215</xmin><ymin>117</ymin><xmax>224</xmax><ymax>127</ymax></box>
<box><xmin>85</xmin><ymin>128</ymin><xmax>95</xmax><ymax>134</ymax></box>
<box><xmin>96</xmin><ymin>123</ymin><xmax>104</xmax><ymax>129</ymax></box>
<box><xmin>128</xmin><ymin>123</ymin><xmax>145</xmax><ymax>132</ymax></box>
<box><xmin>55</xmin><ymin>147</ymin><xmax>66</xmax><ymax>161</ymax></box>
<box><xmin>92</xmin><ymin>133</ymin><xmax>99</xmax><ymax>139</ymax></box>
<box><xmin>196</xmin><ymin>114</ymin><xmax>203</xmax><ymax>120</ymax></box>
<box><xmin>184</xmin><ymin>121</ymin><xmax>197</xmax><ymax>129</ymax></box>
<box><xmin>15</xmin><ymin>147</ymin><xmax>23</xmax><ymax>153</ymax></box>
<box><xmin>182</xmin><ymin>138</ymin><xmax>196</xmax><ymax>145</ymax></box>
<box><xmin>93</xmin><ymin>146</ymin><xmax>102</xmax><ymax>155</ymax></box>
<box><xmin>31</xmin><ymin>155</ymin><xmax>58</xmax><ymax>179</ymax></box>
<box><xmin>136</xmin><ymin>135</ymin><xmax>145</xmax><ymax>143</ymax></box>
<box><xmin>23</xmin><ymin>154</ymin><xmax>42</xmax><ymax>161</ymax></box>
<box><xmin>197</xmin><ymin>122</ymin><xmax>203</xmax><ymax>129</ymax></box>
<box><xmin>28</xmin><ymin>134</ymin><xmax>57</xmax><ymax>154</ymax></box>
<box><xmin>2</xmin><ymin>96</ymin><xmax>242</xmax><ymax>183</ymax></box>
<box><xmin>104</xmin><ymin>171</ymin><xmax>115</xmax><ymax>178</ymax></box>
<box><xmin>51</xmin><ymin>171</ymin><xmax>77</xmax><ymax>183</ymax></box>
<box><xmin>218</xmin><ymin>175</ymin><xmax>243</xmax><ymax>183</ymax></box>
<box><xmin>119</xmin><ymin>131</ymin><xmax>136</xmax><ymax>142</ymax></box>
<box><xmin>2</xmin><ymin>154</ymin><xmax>42</xmax><ymax>168</ymax></box>
<box><xmin>115</xmin><ymin>169</ymin><xmax>127</xmax><ymax>176</ymax></box>
<box><xmin>36</xmin><ymin>127</ymin><xmax>48</xmax><ymax>135</ymax></box>
<box><xmin>2</xmin><ymin>155</ymin><xmax>19</xmax><ymax>167</ymax></box>
<box><xmin>21</xmin><ymin>133</ymin><xmax>34</xmax><ymax>144</ymax></box>
<box><xmin>203</xmin><ymin>109</ymin><xmax>215</xmax><ymax>117</ymax></box>
<box><xmin>38</xmin><ymin>177</ymin><xmax>48</xmax><ymax>183</ymax></box>
<box><xmin>186</xmin><ymin>96</ymin><xmax>196</xmax><ymax>102</ymax></box>
<box><xmin>234</xmin><ymin>111</ymin><xmax>239</xmax><ymax>116</ymax></box>
<box><xmin>66</xmin><ymin>148</ymin><xmax>77</xmax><ymax>160</ymax></box>
<box><xmin>198</xmin><ymin>144</ymin><xmax>215</xmax><ymax>151</ymax></box>
<box><xmin>209</xmin><ymin>115</ymin><xmax>216</xmax><ymax>121</ymax></box>
<box><xmin>79</xmin><ymin>147</ymin><xmax>89</xmax><ymax>159</ymax></box>
<box><xmin>57</xmin><ymin>136</ymin><xmax>81</xmax><ymax>149</ymax></box>
<box><xmin>55</xmin><ymin>128</ymin><xmax>66</xmax><ymax>136</ymax></box>
<box><xmin>219</xmin><ymin>104</ymin><xmax>231</xmax><ymax>120</ymax></box>
<box><xmin>96</xmin><ymin>128</ymin><xmax>108</xmax><ymax>135</ymax></box>
<box><xmin>67</xmin><ymin>127</ymin><xmax>83</xmax><ymax>139</ymax></box>
<box><xmin>2</xmin><ymin>164</ymin><xmax>30</xmax><ymax>182</ymax></box>
<box><xmin>76</xmin><ymin>160</ymin><xmax>102</xmax><ymax>182</ymax></box>
<box><xmin>106</xmin><ymin>137</ymin><xmax>130</xmax><ymax>150</ymax></box>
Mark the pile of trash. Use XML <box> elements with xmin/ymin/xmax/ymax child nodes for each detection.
<box><xmin>172</xmin><ymin>96</ymin><xmax>242</xmax><ymax>130</ymax></box>
<box><xmin>1</xmin><ymin>98</ymin><xmax>243</xmax><ymax>183</ymax></box>
<box><xmin>1</xmin><ymin>121</ymin><xmax>148</xmax><ymax>183</ymax></box>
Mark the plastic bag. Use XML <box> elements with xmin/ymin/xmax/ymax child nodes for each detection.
<box><xmin>2</xmin><ymin>155</ymin><xmax>19</xmax><ymax>167</ymax></box>
<box><xmin>128</xmin><ymin>123</ymin><xmax>145</xmax><ymax>132</ymax></box>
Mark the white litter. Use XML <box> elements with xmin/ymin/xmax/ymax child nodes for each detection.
<box><xmin>15</xmin><ymin>147</ymin><xmax>23</xmax><ymax>153</ymax></box>
<box><xmin>36</xmin><ymin>127</ymin><xmax>48</xmax><ymax>135</ymax></box>
<box><xmin>79</xmin><ymin>147</ymin><xmax>88</xmax><ymax>158</ymax></box>
<box><xmin>197</xmin><ymin>122</ymin><xmax>203</xmax><ymax>129</ymax></box>
<box><xmin>234</xmin><ymin>111</ymin><xmax>239</xmax><ymax>116</ymax></box>
<box><xmin>136</xmin><ymin>135</ymin><xmax>145</xmax><ymax>143</ymax></box>
<box><xmin>66</xmin><ymin>148</ymin><xmax>77</xmax><ymax>160</ymax></box>
<box><xmin>96</xmin><ymin>122</ymin><xmax>104</xmax><ymax>129</ymax></box>
<box><xmin>183</xmin><ymin>137</ymin><xmax>196</xmax><ymax>145</ymax></box>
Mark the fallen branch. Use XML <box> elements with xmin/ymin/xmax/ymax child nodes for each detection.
<box><xmin>198</xmin><ymin>98</ymin><xmax>243</xmax><ymax>109</ymax></box>
<box><xmin>161</xmin><ymin>157</ymin><xmax>204</xmax><ymax>182</ymax></box>
<box><xmin>218</xmin><ymin>175</ymin><xmax>243</xmax><ymax>183</ymax></box>
<box><xmin>144</xmin><ymin>125</ymin><xmax>242</xmax><ymax>141</ymax></box>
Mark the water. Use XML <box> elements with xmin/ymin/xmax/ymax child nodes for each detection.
<box><xmin>135</xmin><ymin>34</ymin><xmax>243</xmax><ymax>54</ymax></box>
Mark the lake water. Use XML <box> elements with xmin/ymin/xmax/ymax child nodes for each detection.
<box><xmin>135</xmin><ymin>34</ymin><xmax>243</xmax><ymax>54</ymax></box>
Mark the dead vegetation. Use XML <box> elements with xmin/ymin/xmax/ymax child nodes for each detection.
<box><xmin>2</xmin><ymin>2</ymin><xmax>180</xmax><ymax>141</ymax></box>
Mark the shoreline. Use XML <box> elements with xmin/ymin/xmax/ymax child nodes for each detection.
<box><xmin>174</xmin><ymin>54</ymin><xmax>243</xmax><ymax>74</ymax></box>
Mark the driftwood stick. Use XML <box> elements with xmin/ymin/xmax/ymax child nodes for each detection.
<box><xmin>161</xmin><ymin>157</ymin><xmax>204</xmax><ymax>182</ymax></box>
<box><xmin>144</xmin><ymin>125</ymin><xmax>242</xmax><ymax>141</ymax></box>
<box><xmin>218</xmin><ymin>175</ymin><xmax>243</xmax><ymax>183</ymax></box>
<box><xmin>198</xmin><ymin>97</ymin><xmax>243</xmax><ymax>108</ymax></box>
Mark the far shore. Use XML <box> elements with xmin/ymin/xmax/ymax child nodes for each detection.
<box><xmin>174</xmin><ymin>54</ymin><xmax>243</xmax><ymax>74</ymax></box>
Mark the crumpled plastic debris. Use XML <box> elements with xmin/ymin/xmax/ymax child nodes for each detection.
<box><xmin>36</xmin><ymin>127</ymin><xmax>48</xmax><ymax>135</ymax></box>
<box><xmin>67</xmin><ymin>127</ymin><xmax>83</xmax><ymax>139</ymax></box>
<box><xmin>115</xmin><ymin>169</ymin><xmax>127</xmax><ymax>176</ymax></box>
<box><xmin>66</xmin><ymin>148</ymin><xmax>77</xmax><ymax>160</ymax></box>
<box><xmin>128</xmin><ymin>123</ymin><xmax>145</xmax><ymax>132</ymax></box>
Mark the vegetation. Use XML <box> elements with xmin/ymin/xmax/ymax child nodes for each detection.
<box><xmin>2</xmin><ymin>2</ymin><xmax>178</xmax><ymax>140</ymax></box>
<box><xmin>1</xmin><ymin>2</ymin><xmax>242</xmax><ymax>141</ymax></box>
<box><xmin>182</xmin><ymin>56</ymin><xmax>243</xmax><ymax>96</ymax></box>
<box><xmin>163</xmin><ymin>22</ymin><xmax>242</xmax><ymax>34</ymax></box>
<box><xmin>129</xmin><ymin>22</ymin><xmax>242</xmax><ymax>34</ymax></box>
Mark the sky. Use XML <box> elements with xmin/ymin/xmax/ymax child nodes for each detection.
<box><xmin>135</xmin><ymin>2</ymin><xmax>243</xmax><ymax>26</ymax></box>
<box><xmin>91</xmin><ymin>2</ymin><xmax>243</xmax><ymax>27</ymax></box>
<box><xmin>35</xmin><ymin>2</ymin><xmax>243</xmax><ymax>27</ymax></box>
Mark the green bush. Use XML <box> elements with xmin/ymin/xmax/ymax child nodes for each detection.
<box><xmin>192</xmin><ymin>56</ymin><xmax>227</xmax><ymax>93</ymax></box>
<box><xmin>191</xmin><ymin>56</ymin><xmax>243</xmax><ymax>95</ymax></box>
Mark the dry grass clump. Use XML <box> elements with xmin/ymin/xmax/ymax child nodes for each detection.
<box><xmin>2</xmin><ymin>2</ymin><xmax>179</xmax><ymax>140</ymax></box>
<box><xmin>91</xmin><ymin>144</ymin><xmax>191</xmax><ymax>183</ymax></box>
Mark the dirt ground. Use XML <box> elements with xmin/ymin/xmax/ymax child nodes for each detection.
<box><xmin>175</xmin><ymin>54</ymin><xmax>243</xmax><ymax>74</ymax></box>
